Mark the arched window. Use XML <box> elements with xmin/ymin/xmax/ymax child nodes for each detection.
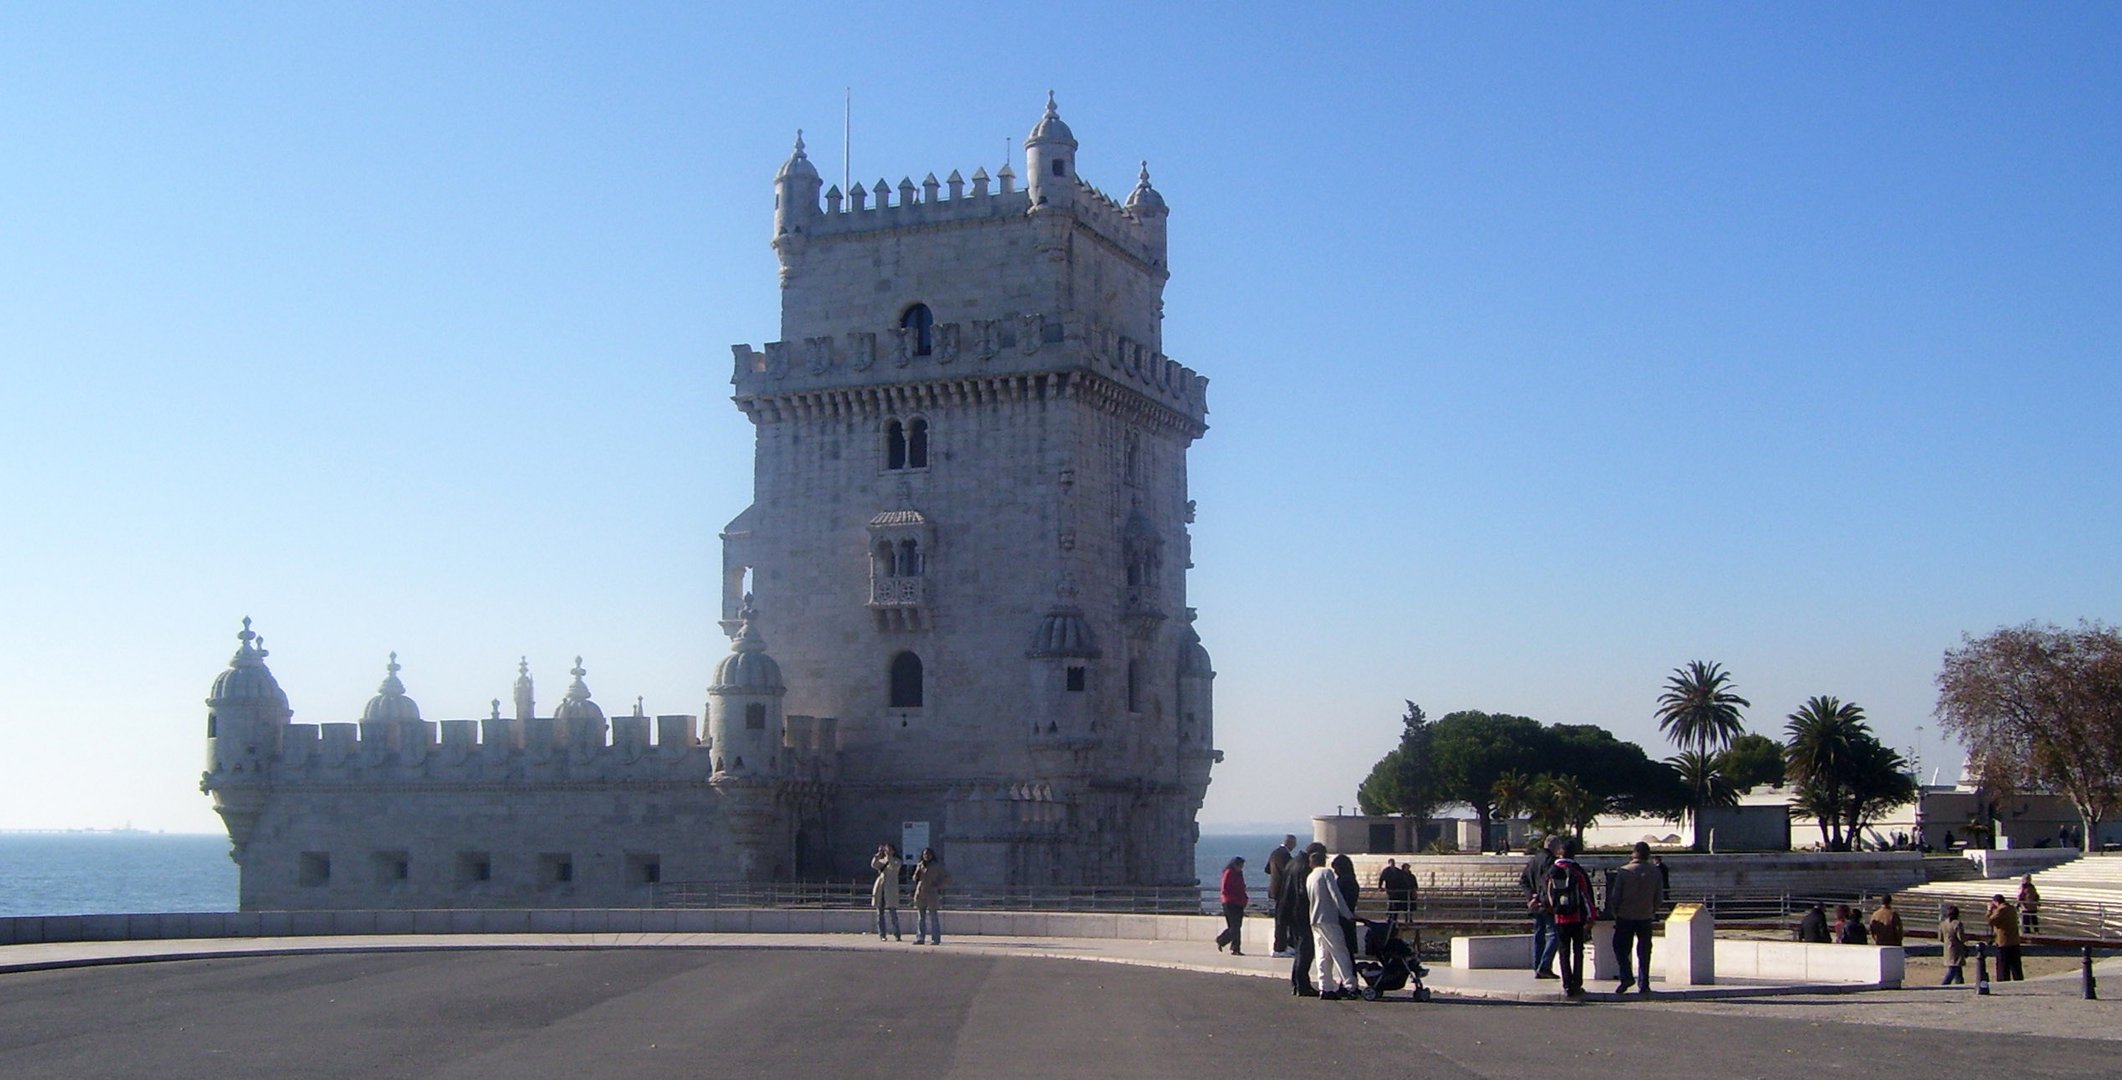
<box><xmin>898</xmin><ymin>538</ymin><xmax>922</xmax><ymax>577</ymax></box>
<box><xmin>885</xmin><ymin>420</ymin><xmax>907</xmax><ymax>470</ymax></box>
<box><xmin>875</xmin><ymin>541</ymin><xmax>898</xmax><ymax>578</ymax></box>
<box><xmin>1051</xmin><ymin>158</ymin><xmax>1067</xmax><ymax>178</ymax></box>
<box><xmin>206</xmin><ymin>713</ymin><xmax>219</xmax><ymax>738</ymax></box>
<box><xmin>1123</xmin><ymin>439</ymin><xmax>1140</xmax><ymax>487</ymax></box>
<box><xmin>889</xmin><ymin>651</ymin><xmax>924</xmax><ymax>708</ymax></box>
<box><xmin>900</xmin><ymin>304</ymin><xmax>934</xmax><ymax>357</ymax></box>
<box><xmin>907</xmin><ymin>418</ymin><xmax>929</xmax><ymax>468</ymax></box>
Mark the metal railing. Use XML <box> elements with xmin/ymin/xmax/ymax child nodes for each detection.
<box><xmin>653</xmin><ymin>880</ymin><xmax>1205</xmax><ymax>914</ymax></box>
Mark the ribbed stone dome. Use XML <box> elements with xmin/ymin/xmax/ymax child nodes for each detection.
<box><xmin>553</xmin><ymin>657</ymin><xmax>606</xmax><ymax>724</ymax></box>
<box><xmin>207</xmin><ymin>618</ymin><xmax>290</xmax><ymax>709</ymax></box>
<box><xmin>360</xmin><ymin>653</ymin><xmax>421</xmax><ymax>723</ymax></box>
<box><xmin>1028</xmin><ymin>608</ymin><xmax>1100</xmax><ymax>658</ymax></box>
<box><xmin>713</xmin><ymin>616</ymin><xmax>785</xmax><ymax>692</ymax></box>
<box><xmin>776</xmin><ymin>131</ymin><xmax>821</xmax><ymax>181</ymax></box>
<box><xmin>1180</xmin><ymin>633</ymin><xmax>1214</xmax><ymax>676</ymax></box>
<box><xmin>1026</xmin><ymin>92</ymin><xmax>1076</xmax><ymax>147</ymax></box>
<box><xmin>1125</xmin><ymin>162</ymin><xmax>1166</xmax><ymax>214</ymax></box>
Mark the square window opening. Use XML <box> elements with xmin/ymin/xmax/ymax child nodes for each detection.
<box><xmin>299</xmin><ymin>851</ymin><xmax>331</xmax><ymax>887</ymax></box>
<box><xmin>1066</xmin><ymin>666</ymin><xmax>1086</xmax><ymax>692</ymax></box>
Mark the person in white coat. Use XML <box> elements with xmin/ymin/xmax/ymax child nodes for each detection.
<box><xmin>1305</xmin><ymin>850</ymin><xmax>1357</xmax><ymax>999</ymax></box>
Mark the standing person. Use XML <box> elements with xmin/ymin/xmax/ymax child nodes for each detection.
<box><xmin>1939</xmin><ymin>904</ymin><xmax>1968</xmax><ymax>985</ymax></box>
<box><xmin>1651</xmin><ymin>855</ymin><xmax>1671</xmax><ymax>903</ymax></box>
<box><xmin>911</xmin><ymin>847</ymin><xmax>949</xmax><ymax>945</ymax></box>
<box><xmin>1606</xmin><ymin>842</ymin><xmax>1660</xmax><ymax>995</ymax></box>
<box><xmin>1305</xmin><ymin>850</ymin><xmax>1357</xmax><ymax>999</ymax></box>
<box><xmin>2018</xmin><ymin>874</ymin><xmax>2041</xmax><ymax>934</ymax></box>
<box><xmin>1286</xmin><ymin>842</ymin><xmax>1327</xmax><ymax>996</ymax></box>
<box><xmin>870</xmin><ymin>843</ymin><xmax>903</xmax><ymax>941</ymax></box>
<box><xmin>1867</xmin><ymin>894</ymin><xmax>1905</xmax><ymax>947</ymax></box>
<box><xmin>1330</xmin><ymin>854</ymin><xmax>1361</xmax><ymax>960</ymax></box>
<box><xmin>1215</xmin><ymin>856</ymin><xmax>1248</xmax><ymax>955</ymax></box>
<box><xmin>1519</xmin><ymin>835</ymin><xmax>1565</xmax><ymax>978</ymax></box>
<box><xmin>1795</xmin><ymin>901</ymin><xmax>1831</xmax><ymax>943</ymax></box>
<box><xmin>1386</xmin><ymin>860</ymin><xmax>1417</xmax><ymax>918</ymax></box>
<box><xmin>1540</xmin><ymin>839</ymin><xmax>1598</xmax><ymax>997</ymax></box>
<box><xmin>1986</xmin><ymin>894</ymin><xmax>2024</xmax><ymax>980</ymax></box>
<box><xmin>1265</xmin><ymin>835</ymin><xmax>1298</xmax><ymax>957</ymax></box>
<box><xmin>1375</xmin><ymin>859</ymin><xmax>1405</xmax><ymax>916</ymax></box>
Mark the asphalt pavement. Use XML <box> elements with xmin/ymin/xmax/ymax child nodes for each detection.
<box><xmin>0</xmin><ymin>943</ymin><xmax>2115</xmax><ymax>1079</ymax></box>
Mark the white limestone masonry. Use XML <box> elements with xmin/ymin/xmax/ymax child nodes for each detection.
<box><xmin>200</xmin><ymin>98</ymin><xmax>1219</xmax><ymax>910</ymax></box>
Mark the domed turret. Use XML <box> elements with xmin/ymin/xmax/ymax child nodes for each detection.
<box><xmin>208</xmin><ymin>617</ymin><xmax>290</xmax><ymax>712</ymax></box>
<box><xmin>774</xmin><ymin>130</ymin><xmax>823</xmax><ymax>240</ymax></box>
<box><xmin>360</xmin><ymin>652</ymin><xmax>421</xmax><ymax>723</ymax></box>
<box><xmin>1025</xmin><ymin>92</ymin><xmax>1079</xmax><ymax>211</ymax></box>
<box><xmin>553</xmin><ymin>656</ymin><xmax>608</xmax><ymax>743</ymax></box>
<box><xmin>1028</xmin><ymin>574</ymin><xmax>1100</xmax><ymax>659</ymax></box>
<box><xmin>707</xmin><ymin>596</ymin><xmax>786</xmax><ymax>777</ymax></box>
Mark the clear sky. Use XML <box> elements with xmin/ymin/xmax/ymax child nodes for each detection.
<box><xmin>3</xmin><ymin>4</ymin><xmax>2117</xmax><ymax>835</ymax></box>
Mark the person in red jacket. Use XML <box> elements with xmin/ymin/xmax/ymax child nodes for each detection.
<box><xmin>1215</xmin><ymin>856</ymin><xmax>1248</xmax><ymax>955</ymax></box>
<box><xmin>1539</xmin><ymin>839</ymin><xmax>1600</xmax><ymax>996</ymax></box>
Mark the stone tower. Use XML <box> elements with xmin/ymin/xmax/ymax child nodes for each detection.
<box><xmin>723</xmin><ymin>96</ymin><xmax>1219</xmax><ymax>887</ymax></box>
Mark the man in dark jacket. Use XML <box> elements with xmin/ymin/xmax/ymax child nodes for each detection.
<box><xmin>1285</xmin><ymin>842</ymin><xmax>1327</xmax><ymax>995</ymax></box>
<box><xmin>1520</xmin><ymin>835</ymin><xmax>1564</xmax><ymax>978</ymax></box>
<box><xmin>1265</xmin><ymin>835</ymin><xmax>1297</xmax><ymax>956</ymax></box>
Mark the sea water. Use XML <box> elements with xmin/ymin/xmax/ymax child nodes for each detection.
<box><xmin>0</xmin><ymin>830</ymin><xmax>1295</xmax><ymax>917</ymax></box>
<box><xmin>0</xmin><ymin>833</ymin><xmax>238</xmax><ymax>917</ymax></box>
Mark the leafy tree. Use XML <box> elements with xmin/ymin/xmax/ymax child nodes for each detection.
<box><xmin>1546</xmin><ymin>774</ymin><xmax>1606</xmax><ymax>842</ymax></box>
<box><xmin>1355</xmin><ymin>702</ymin><xmax>1442</xmax><ymax>819</ymax></box>
<box><xmin>1355</xmin><ymin>750</ymin><xmax>1404</xmax><ymax>817</ymax></box>
<box><xmin>1936</xmin><ymin>621</ymin><xmax>2122</xmax><ymax>853</ymax></box>
<box><xmin>1844</xmin><ymin>739</ymin><xmax>1917</xmax><ymax>845</ymax></box>
<box><xmin>1429</xmin><ymin>711</ymin><xmax>1543</xmax><ymax>850</ymax></box>
<box><xmin>1718</xmin><ymin>732</ymin><xmax>1786</xmax><ymax>791</ymax></box>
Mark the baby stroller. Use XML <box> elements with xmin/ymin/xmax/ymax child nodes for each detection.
<box><xmin>1353</xmin><ymin>915</ymin><xmax>1431</xmax><ymax>1001</ymax></box>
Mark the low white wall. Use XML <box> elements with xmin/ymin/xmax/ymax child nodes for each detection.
<box><xmin>1966</xmin><ymin>849</ymin><xmax>2080</xmax><ymax>880</ymax></box>
<box><xmin>1448</xmin><ymin>931</ymin><xmax>1901</xmax><ymax>987</ymax></box>
<box><xmin>0</xmin><ymin>908</ymin><xmax>1244</xmax><ymax>948</ymax></box>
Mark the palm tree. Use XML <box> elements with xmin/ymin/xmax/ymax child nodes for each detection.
<box><xmin>1547</xmin><ymin>774</ymin><xmax>1606</xmax><ymax>844</ymax></box>
<box><xmin>1490</xmin><ymin>769</ymin><xmax>1533</xmax><ymax>851</ymax></box>
<box><xmin>1655</xmin><ymin>661</ymin><xmax>1750</xmax><ymax>847</ymax></box>
<box><xmin>1655</xmin><ymin>660</ymin><xmax>1751</xmax><ymax>758</ymax></box>
<box><xmin>1666</xmin><ymin>750</ymin><xmax>1740</xmax><ymax>811</ymax></box>
<box><xmin>1783</xmin><ymin>696</ymin><xmax>1904</xmax><ymax>851</ymax></box>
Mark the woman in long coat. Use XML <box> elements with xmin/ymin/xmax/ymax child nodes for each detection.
<box><xmin>912</xmin><ymin>848</ymin><xmax>950</xmax><ymax>945</ymax></box>
<box><xmin>870</xmin><ymin>843</ymin><xmax>903</xmax><ymax>941</ymax></box>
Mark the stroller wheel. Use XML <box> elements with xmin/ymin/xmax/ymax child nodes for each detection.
<box><xmin>1414</xmin><ymin>987</ymin><xmax>1433</xmax><ymax>1003</ymax></box>
<box><xmin>1362</xmin><ymin>986</ymin><xmax>1379</xmax><ymax>1001</ymax></box>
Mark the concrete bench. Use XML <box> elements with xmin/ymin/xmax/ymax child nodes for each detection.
<box><xmin>1449</xmin><ymin>929</ymin><xmax>1902</xmax><ymax>987</ymax></box>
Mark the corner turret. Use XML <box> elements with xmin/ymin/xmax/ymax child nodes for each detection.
<box><xmin>1124</xmin><ymin>161</ymin><xmax>1168</xmax><ymax>266</ymax></box>
<box><xmin>201</xmin><ymin>617</ymin><xmax>293</xmax><ymax>855</ymax></box>
<box><xmin>1025</xmin><ymin>92</ymin><xmax>1078</xmax><ymax>212</ymax></box>
<box><xmin>705</xmin><ymin>595</ymin><xmax>786</xmax><ymax>777</ymax></box>
<box><xmin>552</xmin><ymin>657</ymin><xmax>609</xmax><ymax>746</ymax></box>
<box><xmin>774</xmin><ymin>130</ymin><xmax>823</xmax><ymax>247</ymax></box>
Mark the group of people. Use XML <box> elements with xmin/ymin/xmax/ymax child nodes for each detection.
<box><xmin>869</xmin><ymin>844</ymin><xmax>950</xmax><ymax>944</ymax></box>
<box><xmin>1519</xmin><ymin>836</ymin><xmax>1662</xmax><ymax>997</ymax></box>
<box><xmin>1794</xmin><ymin>872</ymin><xmax>2042</xmax><ymax>986</ymax></box>
<box><xmin>1242</xmin><ymin>835</ymin><xmax>1370</xmax><ymax>1000</ymax></box>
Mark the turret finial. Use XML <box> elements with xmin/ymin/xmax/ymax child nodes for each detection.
<box><xmin>490</xmin><ymin>698</ymin><xmax>501</xmax><ymax>721</ymax></box>
<box><xmin>387</xmin><ymin>651</ymin><xmax>400</xmax><ymax>676</ymax></box>
<box><xmin>1045</xmin><ymin>90</ymin><xmax>1058</xmax><ymax>117</ymax></box>
<box><xmin>238</xmin><ymin>616</ymin><xmax>255</xmax><ymax>646</ymax></box>
<box><xmin>572</xmin><ymin>656</ymin><xmax>586</xmax><ymax>679</ymax></box>
<box><xmin>518</xmin><ymin>656</ymin><xmax>530</xmax><ymax>679</ymax></box>
<box><xmin>794</xmin><ymin>129</ymin><xmax>806</xmax><ymax>155</ymax></box>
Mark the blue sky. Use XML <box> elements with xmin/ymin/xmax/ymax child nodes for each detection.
<box><xmin>2</xmin><ymin>4</ymin><xmax>2116</xmax><ymax>834</ymax></box>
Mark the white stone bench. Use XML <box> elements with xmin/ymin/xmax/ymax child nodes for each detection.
<box><xmin>1449</xmin><ymin>929</ymin><xmax>1902</xmax><ymax>987</ymax></box>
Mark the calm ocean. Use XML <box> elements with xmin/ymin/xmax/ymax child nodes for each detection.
<box><xmin>0</xmin><ymin>830</ymin><xmax>1293</xmax><ymax>917</ymax></box>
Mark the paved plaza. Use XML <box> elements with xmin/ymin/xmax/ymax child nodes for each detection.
<box><xmin>0</xmin><ymin>934</ymin><xmax>2114</xmax><ymax>1078</ymax></box>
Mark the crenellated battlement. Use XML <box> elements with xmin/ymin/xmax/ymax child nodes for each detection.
<box><xmin>251</xmin><ymin>710</ymin><xmax>840</xmax><ymax>785</ymax></box>
<box><xmin>730</xmin><ymin>312</ymin><xmax>1208</xmax><ymax>432</ymax></box>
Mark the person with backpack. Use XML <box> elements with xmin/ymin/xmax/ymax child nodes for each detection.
<box><xmin>1519</xmin><ymin>835</ymin><xmax>1565</xmax><ymax>979</ymax></box>
<box><xmin>1539</xmin><ymin>838</ymin><xmax>1598</xmax><ymax>996</ymax></box>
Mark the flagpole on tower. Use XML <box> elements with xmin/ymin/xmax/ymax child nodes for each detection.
<box><xmin>842</xmin><ymin>88</ymin><xmax>851</xmax><ymax>198</ymax></box>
